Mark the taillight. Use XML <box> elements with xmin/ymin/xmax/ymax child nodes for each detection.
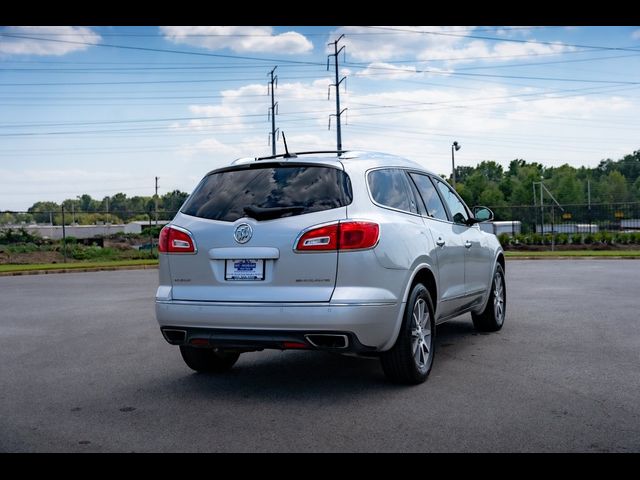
<box><xmin>158</xmin><ymin>226</ymin><xmax>196</xmax><ymax>254</ymax></box>
<box><xmin>295</xmin><ymin>221</ymin><xmax>379</xmax><ymax>252</ymax></box>
<box><xmin>295</xmin><ymin>224</ymin><xmax>339</xmax><ymax>251</ymax></box>
<box><xmin>339</xmin><ymin>221</ymin><xmax>380</xmax><ymax>250</ymax></box>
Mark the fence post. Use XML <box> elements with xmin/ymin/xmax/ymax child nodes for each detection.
<box><xmin>551</xmin><ymin>206</ymin><xmax>555</xmax><ymax>252</ymax></box>
<box><xmin>149</xmin><ymin>214</ymin><xmax>153</xmax><ymax>257</ymax></box>
<box><xmin>61</xmin><ymin>206</ymin><xmax>67</xmax><ymax>263</ymax></box>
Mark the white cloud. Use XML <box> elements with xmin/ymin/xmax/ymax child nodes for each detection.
<box><xmin>632</xmin><ymin>29</ymin><xmax>640</xmax><ymax>40</ymax></box>
<box><xmin>328</xmin><ymin>26</ymin><xmax>467</xmax><ymax>62</ymax></box>
<box><xmin>0</xmin><ymin>26</ymin><xmax>100</xmax><ymax>56</ymax></box>
<box><xmin>160</xmin><ymin>26</ymin><xmax>313</xmax><ymax>54</ymax></box>
<box><xmin>356</xmin><ymin>62</ymin><xmax>419</xmax><ymax>79</ymax></box>
<box><xmin>166</xmin><ymin>71</ymin><xmax>638</xmax><ymax>177</ymax></box>
<box><xmin>329</xmin><ymin>26</ymin><xmax>572</xmax><ymax>66</ymax></box>
<box><xmin>178</xmin><ymin>137</ymin><xmax>242</xmax><ymax>158</ymax></box>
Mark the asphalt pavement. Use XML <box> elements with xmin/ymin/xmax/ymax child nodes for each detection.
<box><xmin>1</xmin><ymin>260</ymin><xmax>639</xmax><ymax>452</ymax></box>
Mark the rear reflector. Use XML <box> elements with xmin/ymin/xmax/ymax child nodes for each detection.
<box><xmin>283</xmin><ymin>341</ymin><xmax>308</xmax><ymax>349</ymax></box>
<box><xmin>189</xmin><ymin>338</ymin><xmax>209</xmax><ymax>346</ymax></box>
<box><xmin>159</xmin><ymin>226</ymin><xmax>197</xmax><ymax>254</ymax></box>
<box><xmin>295</xmin><ymin>221</ymin><xmax>379</xmax><ymax>252</ymax></box>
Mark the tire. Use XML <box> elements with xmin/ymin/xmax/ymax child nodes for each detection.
<box><xmin>380</xmin><ymin>283</ymin><xmax>436</xmax><ymax>385</ymax></box>
<box><xmin>179</xmin><ymin>346</ymin><xmax>240</xmax><ymax>373</ymax></box>
<box><xmin>472</xmin><ymin>263</ymin><xmax>506</xmax><ymax>332</ymax></box>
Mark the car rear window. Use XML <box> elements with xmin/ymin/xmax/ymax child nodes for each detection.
<box><xmin>181</xmin><ymin>164</ymin><xmax>353</xmax><ymax>222</ymax></box>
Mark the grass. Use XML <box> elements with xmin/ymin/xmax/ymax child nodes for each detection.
<box><xmin>0</xmin><ymin>259</ymin><xmax>158</xmax><ymax>273</ymax></box>
<box><xmin>505</xmin><ymin>250</ymin><xmax>640</xmax><ymax>258</ymax></box>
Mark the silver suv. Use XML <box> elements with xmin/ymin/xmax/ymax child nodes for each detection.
<box><xmin>155</xmin><ymin>150</ymin><xmax>505</xmax><ymax>384</ymax></box>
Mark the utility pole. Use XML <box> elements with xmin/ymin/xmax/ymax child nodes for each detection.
<box><xmin>154</xmin><ymin>176</ymin><xmax>159</xmax><ymax>226</ymax></box>
<box><xmin>268</xmin><ymin>66</ymin><xmax>279</xmax><ymax>156</ymax></box>
<box><xmin>328</xmin><ymin>34</ymin><xmax>347</xmax><ymax>152</ymax></box>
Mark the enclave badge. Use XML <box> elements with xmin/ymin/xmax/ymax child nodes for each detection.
<box><xmin>234</xmin><ymin>223</ymin><xmax>253</xmax><ymax>244</ymax></box>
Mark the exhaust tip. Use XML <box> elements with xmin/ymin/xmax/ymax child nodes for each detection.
<box><xmin>304</xmin><ymin>334</ymin><xmax>349</xmax><ymax>349</ymax></box>
<box><xmin>162</xmin><ymin>329</ymin><xmax>187</xmax><ymax>345</ymax></box>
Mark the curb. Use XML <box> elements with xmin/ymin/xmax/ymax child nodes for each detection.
<box><xmin>0</xmin><ymin>264</ymin><xmax>159</xmax><ymax>277</ymax></box>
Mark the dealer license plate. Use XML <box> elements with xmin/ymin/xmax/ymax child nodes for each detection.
<box><xmin>225</xmin><ymin>259</ymin><xmax>264</xmax><ymax>281</ymax></box>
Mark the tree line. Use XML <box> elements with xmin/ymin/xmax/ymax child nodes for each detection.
<box><xmin>1</xmin><ymin>190</ymin><xmax>189</xmax><ymax>225</ymax></box>
<box><xmin>453</xmin><ymin>150</ymin><xmax>640</xmax><ymax>208</ymax></box>
<box><xmin>1</xmin><ymin>150</ymin><xmax>639</xmax><ymax>226</ymax></box>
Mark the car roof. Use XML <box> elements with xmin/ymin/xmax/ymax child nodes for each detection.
<box><xmin>226</xmin><ymin>150</ymin><xmax>436</xmax><ymax>176</ymax></box>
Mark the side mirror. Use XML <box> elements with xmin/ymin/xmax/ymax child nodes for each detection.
<box><xmin>472</xmin><ymin>206</ymin><xmax>494</xmax><ymax>222</ymax></box>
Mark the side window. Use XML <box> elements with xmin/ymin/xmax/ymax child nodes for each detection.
<box><xmin>368</xmin><ymin>169</ymin><xmax>416</xmax><ymax>213</ymax></box>
<box><xmin>409</xmin><ymin>173</ymin><xmax>449</xmax><ymax>221</ymax></box>
<box><xmin>434</xmin><ymin>179</ymin><xmax>470</xmax><ymax>225</ymax></box>
<box><xmin>405</xmin><ymin>173</ymin><xmax>426</xmax><ymax>215</ymax></box>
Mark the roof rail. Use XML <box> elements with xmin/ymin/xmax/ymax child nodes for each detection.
<box><xmin>255</xmin><ymin>150</ymin><xmax>347</xmax><ymax>161</ymax></box>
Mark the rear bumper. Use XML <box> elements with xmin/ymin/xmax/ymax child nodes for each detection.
<box><xmin>155</xmin><ymin>300</ymin><xmax>404</xmax><ymax>351</ymax></box>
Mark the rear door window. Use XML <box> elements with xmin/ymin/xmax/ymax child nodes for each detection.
<box><xmin>181</xmin><ymin>164</ymin><xmax>352</xmax><ymax>222</ymax></box>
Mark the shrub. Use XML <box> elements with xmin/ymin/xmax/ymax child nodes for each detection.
<box><xmin>0</xmin><ymin>227</ymin><xmax>40</xmax><ymax>245</ymax></box>
<box><xmin>530</xmin><ymin>233</ymin><xmax>542</xmax><ymax>245</ymax></box>
<box><xmin>70</xmin><ymin>246</ymin><xmax>117</xmax><ymax>260</ymax></box>
<box><xmin>497</xmin><ymin>233</ymin><xmax>510</xmax><ymax>247</ymax></box>
<box><xmin>569</xmin><ymin>233</ymin><xmax>583</xmax><ymax>245</ymax></box>
<box><xmin>615</xmin><ymin>233</ymin><xmax>629</xmax><ymax>244</ymax></box>
<box><xmin>6</xmin><ymin>242</ymin><xmax>40</xmax><ymax>254</ymax></box>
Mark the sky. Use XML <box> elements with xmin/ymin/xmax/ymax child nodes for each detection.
<box><xmin>1</xmin><ymin>25</ymin><xmax>639</xmax><ymax>211</ymax></box>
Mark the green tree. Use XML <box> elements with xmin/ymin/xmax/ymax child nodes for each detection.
<box><xmin>632</xmin><ymin>177</ymin><xmax>640</xmax><ymax>201</ymax></box>
<box><xmin>77</xmin><ymin>194</ymin><xmax>99</xmax><ymax>212</ymax></box>
<box><xmin>599</xmin><ymin>171</ymin><xmax>629</xmax><ymax>203</ymax></box>
<box><xmin>476</xmin><ymin>160</ymin><xmax>504</xmax><ymax>183</ymax></box>
<box><xmin>0</xmin><ymin>212</ymin><xmax>15</xmax><ymax>225</ymax></box>
<box><xmin>478</xmin><ymin>185</ymin><xmax>505</xmax><ymax>207</ymax></box>
<box><xmin>28</xmin><ymin>201</ymin><xmax>60</xmax><ymax>224</ymax></box>
<box><xmin>161</xmin><ymin>190</ymin><xmax>189</xmax><ymax>217</ymax></box>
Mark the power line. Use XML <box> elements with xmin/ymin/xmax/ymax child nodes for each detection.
<box><xmin>0</xmin><ymin>26</ymin><xmax>555</xmax><ymax>38</ymax></box>
<box><xmin>343</xmin><ymin>61</ymin><xmax>640</xmax><ymax>85</ymax></box>
<box><xmin>0</xmin><ymin>74</ymin><xmax>327</xmax><ymax>87</ymax></box>
<box><xmin>358</xmin><ymin>26</ymin><xmax>640</xmax><ymax>53</ymax></box>
<box><xmin>453</xmin><ymin>52</ymin><xmax>640</xmax><ymax>71</ymax></box>
<box><xmin>0</xmin><ymin>33</ymin><xmax>327</xmax><ymax>66</ymax></box>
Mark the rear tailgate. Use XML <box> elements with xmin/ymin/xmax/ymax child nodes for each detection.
<box><xmin>164</xmin><ymin>162</ymin><xmax>352</xmax><ymax>303</ymax></box>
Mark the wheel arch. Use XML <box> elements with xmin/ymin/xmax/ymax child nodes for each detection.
<box><xmin>381</xmin><ymin>263</ymin><xmax>438</xmax><ymax>352</ymax></box>
<box><xmin>474</xmin><ymin>249</ymin><xmax>505</xmax><ymax>315</ymax></box>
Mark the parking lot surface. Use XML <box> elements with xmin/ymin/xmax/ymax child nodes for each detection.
<box><xmin>1</xmin><ymin>260</ymin><xmax>639</xmax><ymax>452</ymax></box>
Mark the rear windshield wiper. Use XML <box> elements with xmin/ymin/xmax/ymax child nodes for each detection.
<box><xmin>243</xmin><ymin>205</ymin><xmax>305</xmax><ymax>221</ymax></box>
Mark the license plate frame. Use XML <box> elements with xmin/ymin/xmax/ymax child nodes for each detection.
<box><xmin>224</xmin><ymin>259</ymin><xmax>265</xmax><ymax>281</ymax></box>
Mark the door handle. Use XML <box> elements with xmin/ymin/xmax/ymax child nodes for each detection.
<box><xmin>465</xmin><ymin>240</ymin><xmax>472</xmax><ymax>249</ymax></box>
<box><xmin>436</xmin><ymin>238</ymin><xmax>446</xmax><ymax>247</ymax></box>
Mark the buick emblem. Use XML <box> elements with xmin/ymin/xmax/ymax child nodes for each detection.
<box><xmin>234</xmin><ymin>223</ymin><xmax>253</xmax><ymax>244</ymax></box>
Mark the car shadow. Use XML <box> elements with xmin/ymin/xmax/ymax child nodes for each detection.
<box><xmin>145</xmin><ymin>316</ymin><xmax>483</xmax><ymax>403</ymax></box>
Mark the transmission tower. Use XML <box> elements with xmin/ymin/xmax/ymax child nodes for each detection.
<box><xmin>327</xmin><ymin>35</ymin><xmax>347</xmax><ymax>152</ymax></box>
<box><xmin>268</xmin><ymin>66</ymin><xmax>279</xmax><ymax>156</ymax></box>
